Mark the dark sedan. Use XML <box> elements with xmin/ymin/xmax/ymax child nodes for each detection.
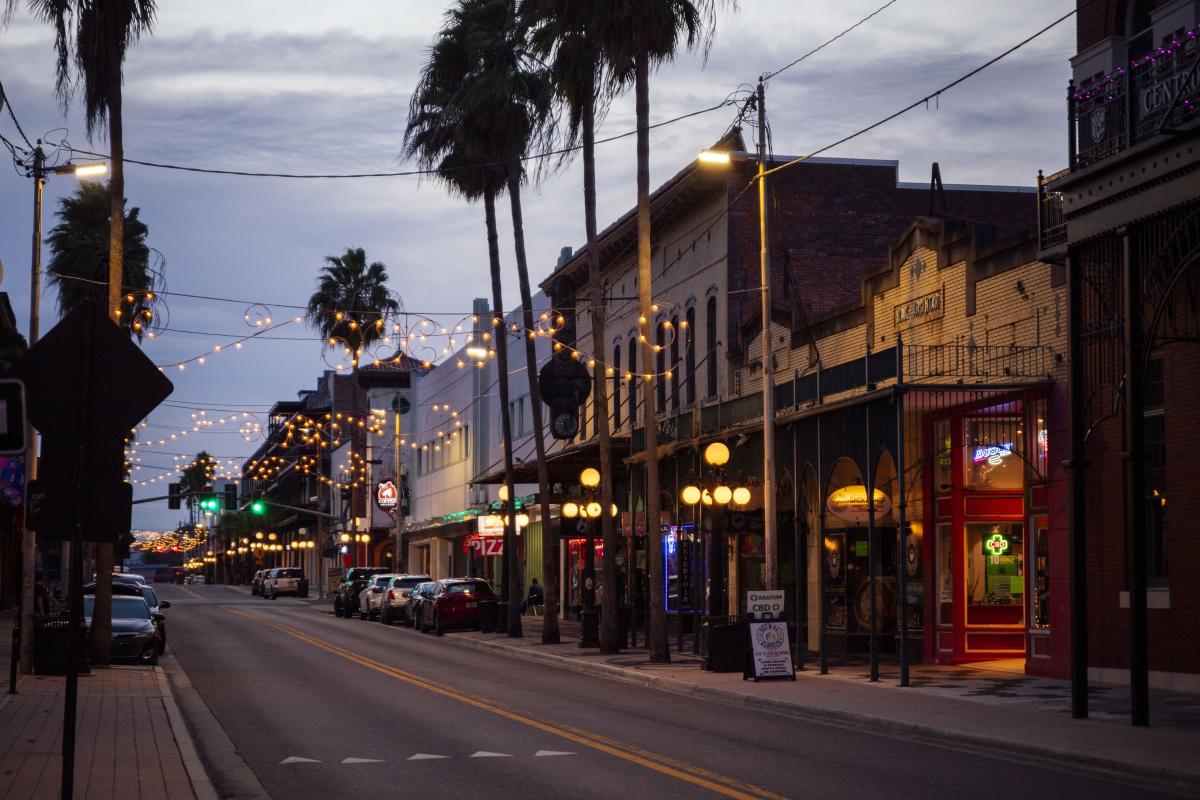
<box><xmin>83</xmin><ymin>595</ymin><xmax>161</xmax><ymax>665</ymax></box>
<box><xmin>85</xmin><ymin>581</ymin><xmax>170</xmax><ymax>654</ymax></box>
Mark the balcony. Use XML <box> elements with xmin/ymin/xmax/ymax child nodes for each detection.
<box><xmin>1069</xmin><ymin>31</ymin><xmax>1200</xmax><ymax>172</ymax></box>
<box><xmin>1037</xmin><ymin>168</ymin><xmax>1068</xmax><ymax>255</ymax></box>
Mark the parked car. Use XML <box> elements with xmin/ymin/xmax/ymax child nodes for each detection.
<box><xmin>112</xmin><ymin>572</ymin><xmax>148</xmax><ymax>587</ymax></box>
<box><xmin>357</xmin><ymin>574</ymin><xmax>395</xmax><ymax>620</ymax></box>
<box><xmin>85</xmin><ymin>581</ymin><xmax>171</xmax><ymax>654</ymax></box>
<box><xmin>265</xmin><ymin>568</ymin><xmax>305</xmax><ymax>599</ymax></box>
<box><xmin>334</xmin><ymin>567</ymin><xmax>391</xmax><ymax>618</ymax></box>
<box><xmin>83</xmin><ymin>594</ymin><xmax>162</xmax><ymax>665</ymax></box>
<box><xmin>380</xmin><ymin>574</ymin><xmax>431</xmax><ymax>626</ymax></box>
<box><xmin>250</xmin><ymin>570</ymin><xmax>267</xmax><ymax>596</ymax></box>
<box><xmin>419</xmin><ymin>579</ymin><xmax>496</xmax><ymax>635</ymax></box>
<box><xmin>407</xmin><ymin>581</ymin><xmax>438</xmax><ymax>630</ymax></box>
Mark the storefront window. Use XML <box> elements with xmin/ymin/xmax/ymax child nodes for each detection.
<box><xmin>965</xmin><ymin>523</ymin><xmax>1024</xmax><ymax>622</ymax></box>
<box><xmin>1033</xmin><ymin>520</ymin><xmax>1050</xmax><ymax>628</ymax></box>
<box><xmin>936</xmin><ymin>522</ymin><xmax>953</xmax><ymax>624</ymax></box>
<box><xmin>934</xmin><ymin>419</ymin><xmax>952</xmax><ymax>493</ymax></box>
<box><xmin>964</xmin><ymin>417</ymin><xmax>1025</xmax><ymax>490</ymax></box>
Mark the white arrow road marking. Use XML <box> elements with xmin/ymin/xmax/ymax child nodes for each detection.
<box><xmin>534</xmin><ymin>750</ymin><xmax>576</xmax><ymax>757</ymax></box>
<box><xmin>407</xmin><ymin>753</ymin><xmax>450</xmax><ymax>761</ymax></box>
<box><xmin>341</xmin><ymin>757</ymin><xmax>384</xmax><ymax>764</ymax></box>
<box><xmin>469</xmin><ymin>751</ymin><xmax>512</xmax><ymax>758</ymax></box>
<box><xmin>279</xmin><ymin>756</ymin><xmax>322</xmax><ymax>765</ymax></box>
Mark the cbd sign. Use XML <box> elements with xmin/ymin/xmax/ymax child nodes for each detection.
<box><xmin>375</xmin><ymin>480</ymin><xmax>399</xmax><ymax>513</ymax></box>
<box><xmin>985</xmin><ymin>532</ymin><xmax>1010</xmax><ymax>556</ymax></box>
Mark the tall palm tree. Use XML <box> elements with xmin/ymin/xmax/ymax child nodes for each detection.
<box><xmin>178</xmin><ymin>450</ymin><xmax>216</xmax><ymax>507</ymax></box>
<box><xmin>521</xmin><ymin>0</ymin><xmax>624</xmax><ymax>652</ymax></box>
<box><xmin>404</xmin><ymin>13</ymin><xmax>527</xmax><ymax>636</ymax></box>
<box><xmin>8</xmin><ymin>0</ymin><xmax>157</xmax><ymax>669</ymax></box>
<box><xmin>306</xmin><ymin>247</ymin><xmax>400</xmax><ymax>373</ymax></box>
<box><xmin>45</xmin><ymin>182</ymin><xmax>156</xmax><ymax>339</ymax></box>
<box><xmin>600</xmin><ymin>0</ymin><xmax>731</xmax><ymax>662</ymax></box>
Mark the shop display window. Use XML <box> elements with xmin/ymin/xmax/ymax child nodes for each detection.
<box><xmin>964</xmin><ymin>417</ymin><xmax>1025</xmax><ymax>490</ymax></box>
<box><xmin>966</xmin><ymin>522</ymin><xmax>1024</xmax><ymax>625</ymax></box>
<box><xmin>1033</xmin><ymin>521</ymin><xmax>1050</xmax><ymax>628</ymax></box>
<box><xmin>936</xmin><ymin>522</ymin><xmax>953</xmax><ymax>624</ymax></box>
<box><xmin>934</xmin><ymin>419</ymin><xmax>953</xmax><ymax>493</ymax></box>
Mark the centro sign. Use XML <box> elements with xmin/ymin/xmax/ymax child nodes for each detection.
<box><xmin>746</xmin><ymin>589</ymin><xmax>785</xmax><ymax>619</ymax></box>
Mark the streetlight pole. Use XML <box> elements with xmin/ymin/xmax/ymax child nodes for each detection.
<box><xmin>757</xmin><ymin>78</ymin><xmax>778</xmax><ymax>591</ymax></box>
<box><xmin>392</xmin><ymin>393</ymin><xmax>405</xmax><ymax>574</ymax></box>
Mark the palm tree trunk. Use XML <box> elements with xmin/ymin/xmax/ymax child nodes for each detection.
<box><xmin>636</xmin><ymin>52</ymin><xmax>668</xmax><ymax>662</ymax></box>
<box><xmin>485</xmin><ymin>192</ymin><xmax>521</xmax><ymax>638</ymax></box>
<box><xmin>506</xmin><ymin>165</ymin><xmax>550</xmax><ymax>642</ymax></box>
<box><xmin>91</xmin><ymin>75</ymin><xmax>126</xmax><ymax>668</ymax></box>
<box><xmin>584</xmin><ymin>89</ymin><xmax>619</xmax><ymax>654</ymax></box>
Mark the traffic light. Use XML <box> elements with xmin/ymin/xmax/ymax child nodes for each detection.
<box><xmin>168</xmin><ymin>482</ymin><xmax>181</xmax><ymax>510</ymax></box>
<box><xmin>198</xmin><ymin>495</ymin><xmax>220</xmax><ymax>513</ymax></box>
<box><xmin>224</xmin><ymin>484</ymin><xmax>238</xmax><ymax>511</ymax></box>
<box><xmin>249</xmin><ymin>499</ymin><xmax>266</xmax><ymax>515</ymax></box>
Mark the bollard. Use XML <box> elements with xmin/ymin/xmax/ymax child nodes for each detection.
<box><xmin>9</xmin><ymin>625</ymin><xmax>18</xmax><ymax>694</ymax></box>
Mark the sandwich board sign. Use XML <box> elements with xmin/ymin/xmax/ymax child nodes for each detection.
<box><xmin>743</xmin><ymin>590</ymin><xmax>795</xmax><ymax>682</ymax></box>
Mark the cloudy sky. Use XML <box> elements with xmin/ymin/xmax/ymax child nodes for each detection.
<box><xmin>0</xmin><ymin>0</ymin><xmax>1076</xmax><ymax>532</ymax></box>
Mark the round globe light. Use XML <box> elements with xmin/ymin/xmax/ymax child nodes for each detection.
<box><xmin>681</xmin><ymin>485</ymin><xmax>702</xmax><ymax>505</ymax></box>
<box><xmin>713</xmin><ymin>485</ymin><xmax>733</xmax><ymax>505</ymax></box>
<box><xmin>704</xmin><ymin>441</ymin><xmax>730</xmax><ymax>467</ymax></box>
<box><xmin>516</xmin><ymin>513</ymin><xmax>530</xmax><ymax>528</ymax></box>
<box><xmin>498</xmin><ymin>484</ymin><xmax>509</xmax><ymax>502</ymax></box>
<box><xmin>701</xmin><ymin>489</ymin><xmax>714</xmax><ymax>506</ymax></box>
<box><xmin>562</xmin><ymin>502</ymin><xmax>579</xmax><ymax>519</ymax></box>
<box><xmin>732</xmin><ymin>486</ymin><xmax>752</xmax><ymax>505</ymax></box>
<box><xmin>580</xmin><ymin>467</ymin><xmax>601</xmax><ymax>488</ymax></box>
<box><xmin>586</xmin><ymin>502</ymin><xmax>602</xmax><ymax>518</ymax></box>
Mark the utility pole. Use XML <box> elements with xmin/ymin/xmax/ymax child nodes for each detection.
<box><xmin>757</xmin><ymin>79</ymin><xmax>778</xmax><ymax>590</ymax></box>
<box><xmin>392</xmin><ymin>392</ymin><xmax>405</xmax><ymax>574</ymax></box>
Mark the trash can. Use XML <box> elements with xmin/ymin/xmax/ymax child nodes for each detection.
<box><xmin>478</xmin><ymin>600</ymin><xmax>498</xmax><ymax>634</ymax></box>
<box><xmin>702</xmin><ymin>617</ymin><xmax>747</xmax><ymax>673</ymax></box>
<box><xmin>33</xmin><ymin>615</ymin><xmax>87</xmax><ymax>676</ymax></box>
<box><xmin>298</xmin><ymin>579</ymin><xmax>310</xmax><ymax>598</ymax></box>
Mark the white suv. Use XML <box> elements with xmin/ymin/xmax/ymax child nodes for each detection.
<box><xmin>380</xmin><ymin>574</ymin><xmax>431</xmax><ymax>625</ymax></box>
<box><xmin>265</xmin><ymin>568</ymin><xmax>304</xmax><ymax>599</ymax></box>
<box><xmin>357</xmin><ymin>574</ymin><xmax>396</xmax><ymax>620</ymax></box>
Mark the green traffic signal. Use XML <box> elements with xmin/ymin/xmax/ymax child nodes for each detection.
<box><xmin>199</xmin><ymin>496</ymin><xmax>220</xmax><ymax>512</ymax></box>
<box><xmin>250</xmin><ymin>500</ymin><xmax>266</xmax><ymax>515</ymax></box>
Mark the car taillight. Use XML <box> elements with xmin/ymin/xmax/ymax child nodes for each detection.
<box><xmin>387</xmin><ymin>590</ymin><xmax>395</xmax><ymax>600</ymax></box>
<box><xmin>272</xmin><ymin>579</ymin><xmax>278</xmax><ymax>585</ymax></box>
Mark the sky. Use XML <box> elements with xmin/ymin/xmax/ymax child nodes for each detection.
<box><xmin>0</xmin><ymin>0</ymin><xmax>1078</xmax><ymax>532</ymax></box>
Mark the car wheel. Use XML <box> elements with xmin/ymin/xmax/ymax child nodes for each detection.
<box><xmin>334</xmin><ymin>598</ymin><xmax>342</xmax><ymax>617</ymax></box>
<box><xmin>381</xmin><ymin>608</ymin><xmax>391</xmax><ymax>626</ymax></box>
<box><xmin>359</xmin><ymin>604</ymin><xmax>368</xmax><ymax>621</ymax></box>
<box><xmin>416</xmin><ymin>609</ymin><xmax>424</xmax><ymax>632</ymax></box>
<box><xmin>434</xmin><ymin>610</ymin><xmax>444</xmax><ymax>637</ymax></box>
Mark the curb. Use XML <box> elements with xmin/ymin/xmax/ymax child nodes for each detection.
<box><xmin>155</xmin><ymin>666</ymin><xmax>219</xmax><ymax>800</ymax></box>
<box><xmin>439</xmin><ymin>631</ymin><xmax>1200</xmax><ymax>796</ymax></box>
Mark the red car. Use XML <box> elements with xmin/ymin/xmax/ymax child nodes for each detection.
<box><xmin>418</xmin><ymin>578</ymin><xmax>496</xmax><ymax>635</ymax></box>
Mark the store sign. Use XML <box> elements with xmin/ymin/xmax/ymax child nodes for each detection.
<box><xmin>826</xmin><ymin>485</ymin><xmax>892</xmax><ymax>524</ymax></box>
<box><xmin>973</xmin><ymin>443</ymin><xmax>1013</xmax><ymax>465</ymax></box>
<box><xmin>746</xmin><ymin>589</ymin><xmax>785</xmax><ymax>619</ymax></box>
<box><xmin>1140</xmin><ymin>67</ymin><xmax>1200</xmax><ymax>118</ymax></box>
<box><xmin>985</xmin><ymin>532</ymin><xmax>1010</xmax><ymax>557</ymax></box>
<box><xmin>472</xmin><ymin>537</ymin><xmax>503</xmax><ymax>556</ymax></box>
<box><xmin>745</xmin><ymin>620</ymin><xmax>795</xmax><ymax>681</ymax></box>
<box><xmin>375</xmin><ymin>480</ymin><xmax>398</xmax><ymax>512</ymax></box>
<box><xmin>893</xmin><ymin>287</ymin><xmax>943</xmax><ymax>329</ymax></box>
<box><xmin>477</xmin><ymin>515</ymin><xmax>505</xmax><ymax>536</ymax></box>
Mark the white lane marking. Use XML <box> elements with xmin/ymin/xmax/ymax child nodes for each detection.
<box><xmin>534</xmin><ymin>750</ymin><xmax>576</xmax><ymax>757</ymax></box>
<box><xmin>469</xmin><ymin>751</ymin><xmax>511</xmax><ymax>758</ymax></box>
<box><xmin>341</xmin><ymin>757</ymin><xmax>384</xmax><ymax>764</ymax></box>
<box><xmin>408</xmin><ymin>753</ymin><xmax>451</xmax><ymax>761</ymax></box>
<box><xmin>279</xmin><ymin>756</ymin><xmax>322</xmax><ymax>765</ymax></box>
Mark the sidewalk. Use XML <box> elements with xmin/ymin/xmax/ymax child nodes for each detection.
<box><xmin>0</xmin><ymin>610</ymin><xmax>215</xmax><ymax>800</ymax></box>
<box><xmin>439</xmin><ymin>616</ymin><xmax>1200</xmax><ymax>795</ymax></box>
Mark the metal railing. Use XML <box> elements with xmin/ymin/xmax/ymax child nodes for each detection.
<box><xmin>903</xmin><ymin>342</ymin><xmax>1056</xmax><ymax>383</ymax></box>
<box><xmin>1037</xmin><ymin>168</ymin><xmax>1068</xmax><ymax>251</ymax></box>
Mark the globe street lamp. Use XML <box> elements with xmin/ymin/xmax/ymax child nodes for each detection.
<box><xmin>562</xmin><ymin>467</ymin><xmax>617</xmax><ymax>648</ymax></box>
<box><xmin>681</xmin><ymin>441</ymin><xmax>750</xmax><ymax>616</ymax></box>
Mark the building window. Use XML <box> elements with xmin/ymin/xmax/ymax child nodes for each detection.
<box><xmin>963</xmin><ymin>416</ymin><xmax>1024</xmax><ymax>491</ymax></box>
<box><xmin>628</xmin><ymin>336</ymin><xmax>638</xmax><ymax>426</ymax></box>
<box><xmin>656</xmin><ymin>323</ymin><xmax>666</xmax><ymax>413</ymax></box>
<box><xmin>670</xmin><ymin>314</ymin><xmax>680</xmax><ymax>411</ymax></box>
<box><xmin>705</xmin><ymin>296</ymin><xmax>718</xmax><ymax>398</ymax></box>
<box><xmin>1127</xmin><ymin>0</ymin><xmax>1153</xmax><ymax>60</ymax></box>
<box><xmin>933</xmin><ymin>419</ymin><xmax>952</xmax><ymax>493</ymax></box>
<box><xmin>685</xmin><ymin>307</ymin><xmax>696</xmax><ymax>407</ymax></box>
<box><xmin>1145</xmin><ymin>357</ymin><xmax>1167</xmax><ymax>583</ymax></box>
<box><xmin>936</xmin><ymin>522</ymin><xmax>953</xmax><ymax>625</ymax></box>
<box><xmin>1033</xmin><ymin>519</ymin><xmax>1050</xmax><ymax>628</ymax></box>
<box><xmin>966</xmin><ymin>522</ymin><xmax>1024</xmax><ymax>620</ymax></box>
<box><xmin>613</xmin><ymin>344</ymin><xmax>622</xmax><ymax>429</ymax></box>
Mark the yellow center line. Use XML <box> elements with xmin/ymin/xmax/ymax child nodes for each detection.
<box><xmin>224</xmin><ymin>607</ymin><xmax>786</xmax><ymax>800</ymax></box>
<box><xmin>176</xmin><ymin>586</ymin><xmax>204</xmax><ymax>600</ymax></box>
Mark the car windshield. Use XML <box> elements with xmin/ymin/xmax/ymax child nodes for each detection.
<box><xmin>373</xmin><ymin>577</ymin><xmax>392</xmax><ymax>587</ymax></box>
<box><xmin>347</xmin><ymin>569</ymin><xmax>386</xmax><ymax>581</ymax></box>
<box><xmin>279</xmin><ymin>569</ymin><xmax>303</xmax><ymax>578</ymax></box>
<box><xmin>445</xmin><ymin>582</ymin><xmax>492</xmax><ymax>596</ymax></box>
<box><xmin>84</xmin><ymin>597</ymin><xmax>150</xmax><ymax>620</ymax></box>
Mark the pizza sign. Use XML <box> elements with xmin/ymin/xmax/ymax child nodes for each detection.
<box><xmin>375</xmin><ymin>480</ymin><xmax>399</xmax><ymax>512</ymax></box>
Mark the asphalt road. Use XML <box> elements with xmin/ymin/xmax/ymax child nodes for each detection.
<box><xmin>156</xmin><ymin>583</ymin><xmax>1174</xmax><ymax>799</ymax></box>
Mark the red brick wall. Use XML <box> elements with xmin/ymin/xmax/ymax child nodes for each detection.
<box><xmin>723</xmin><ymin>160</ymin><xmax>1035</xmax><ymax>354</ymax></box>
<box><xmin>1075</xmin><ymin>1</ymin><xmax>1174</xmax><ymax>54</ymax></box>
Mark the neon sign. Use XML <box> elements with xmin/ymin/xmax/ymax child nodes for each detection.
<box><xmin>973</xmin><ymin>443</ymin><xmax>1013</xmax><ymax>465</ymax></box>
<box><xmin>985</xmin><ymin>532</ymin><xmax>1010</xmax><ymax>556</ymax></box>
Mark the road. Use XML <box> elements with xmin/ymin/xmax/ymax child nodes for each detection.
<box><xmin>156</xmin><ymin>583</ymin><xmax>1172</xmax><ymax>799</ymax></box>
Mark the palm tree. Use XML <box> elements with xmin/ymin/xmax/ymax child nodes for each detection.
<box><xmin>404</xmin><ymin>10</ymin><xmax>527</xmax><ymax>636</ymax></box>
<box><xmin>520</xmin><ymin>0</ymin><xmax>624</xmax><ymax>652</ymax></box>
<box><xmin>45</xmin><ymin>182</ymin><xmax>156</xmax><ymax>339</ymax></box>
<box><xmin>306</xmin><ymin>247</ymin><xmax>400</xmax><ymax>373</ymax></box>
<box><xmin>600</xmin><ymin>0</ymin><xmax>732</xmax><ymax>662</ymax></box>
<box><xmin>179</xmin><ymin>450</ymin><xmax>216</xmax><ymax>507</ymax></box>
<box><xmin>7</xmin><ymin>0</ymin><xmax>157</xmax><ymax>669</ymax></box>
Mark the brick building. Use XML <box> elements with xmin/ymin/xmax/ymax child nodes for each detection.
<box><xmin>1040</xmin><ymin>0</ymin><xmax>1200</xmax><ymax>719</ymax></box>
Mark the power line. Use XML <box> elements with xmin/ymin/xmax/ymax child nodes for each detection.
<box><xmin>0</xmin><ymin>79</ymin><xmax>33</xmax><ymax>149</ymax></box>
<box><xmin>761</xmin><ymin>0</ymin><xmax>902</xmax><ymax>82</ymax></box>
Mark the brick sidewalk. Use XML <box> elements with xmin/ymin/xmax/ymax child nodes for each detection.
<box><xmin>438</xmin><ymin>615</ymin><xmax>1200</xmax><ymax>795</ymax></box>
<box><xmin>0</xmin><ymin>606</ymin><xmax>212</xmax><ymax>800</ymax></box>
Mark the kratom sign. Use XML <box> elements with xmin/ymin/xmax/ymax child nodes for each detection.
<box><xmin>893</xmin><ymin>287</ymin><xmax>944</xmax><ymax>329</ymax></box>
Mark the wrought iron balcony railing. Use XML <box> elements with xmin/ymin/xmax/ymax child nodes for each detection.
<box><xmin>1069</xmin><ymin>30</ymin><xmax>1200</xmax><ymax>171</ymax></box>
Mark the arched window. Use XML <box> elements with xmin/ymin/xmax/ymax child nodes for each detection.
<box><xmin>656</xmin><ymin>322</ymin><xmax>667</xmax><ymax>413</ymax></box>
<box><xmin>685</xmin><ymin>306</ymin><xmax>696</xmax><ymax>407</ymax></box>
<box><xmin>612</xmin><ymin>343</ymin><xmax>622</xmax><ymax>430</ymax></box>
<box><xmin>628</xmin><ymin>336</ymin><xmax>638</xmax><ymax>426</ymax></box>
<box><xmin>670</xmin><ymin>314</ymin><xmax>680</xmax><ymax>411</ymax></box>
<box><xmin>705</xmin><ymin>296</ymin><xmax>718</xmax><ymax>398</ymax></box>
